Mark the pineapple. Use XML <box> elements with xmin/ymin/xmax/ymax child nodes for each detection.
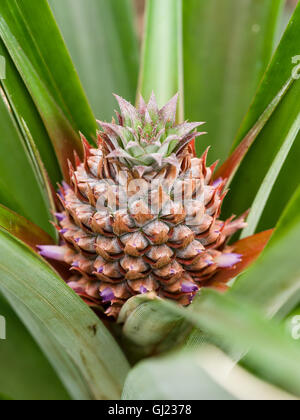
<box><xmin>39</xmin><ymin>94</ymin><xmax>246</xmax><ymax>318</ymax></box>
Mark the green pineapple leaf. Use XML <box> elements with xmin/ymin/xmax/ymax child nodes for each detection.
<box><xmin>221</xmin><ymin>1</ymin><xmax>300</xmax><ymax>233</ymax></box>
<box><xmin>49</xmin><ymin>0</ymin><xmax>139</xmax><ymax>121</ymax></box>
<box><xmin>0</xmin><ymin>204</ymin><xmax>53</xmax><ymax>248</ymax></box>
<box><xmin>122</xmin><ymin>345</ymin><xmax>296</xmax><ymax>400</ymax></box>
<box><xmin>0</xmin><ymin>0</ymin><xmax>98</xmax><ymax>180</ymax></box>
<box><xmin>0</xmin><ymin>293</ymin><xmax>69</xmax><ymax>400</ymax></box>
<box><xmin>0</xmin><ymin>40</ymin><xmax>61</xmax><ymax>186</ymax></box>
<box><xmin>123</xmin><ymin>290</ymin><xmax>300</xmax><ymax>396</ymax></box>
<box><xmin>138</xmin><ymin>0</ymin><xmax>184</xmax><ymax>122</ymax></box>
<box><xmin>182</xmin><ymin>184</ymin><xmax>300</xmax><ymax>390</ymax></box>
<box><xmin>123</xmin><ymin>347</ymin><xmax>237</xmax><ymax>400</ymax></box>
<box><xmin>231</xmin><ymin>185</ymin><xmax>300</xmax><ymax>318</ymax></box>
<box><xmin>0</xmin><ymin>93</ymin><xmax>53</xmax><ymax>235</ymax></box>
<box><xmin>183</xmin><ymin>0</ymin><xmax>284</xmax><ymax>161</ymax></box>
<box><xmin>0</xmin><ymin>228</ymin><xmax>130</xmax><ymax>400</ymax></box>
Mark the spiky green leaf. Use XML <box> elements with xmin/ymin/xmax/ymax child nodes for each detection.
<box><xmin>0</xmin><ymin>229</ymin><xmax>130</xmax><ymax>400</ymax></box>
<box><xmin>138</xmin><ymin>0</ymin><xmax>184</xmax><ymax>122</ymax></box>
<box><xmin>183</xmin><ymin>0</ymin><xmax>284</xmax><ymax>161</ymax></box>
<box><xmin>0</xmin><ymin>93</ymin><xmax>53</xmax><ymax>235</ymax></box>
<box><xmin>231</xmin><ymin>185</ymin><xmax>300</xmax><ymax>318</ymax></box>
<box><xmin>123</xmin><ymin>291</ymin><xmax>300</xmax><ymax>396</ymax></box>
<box><xmin>50</xmin><ymin>0</ymin><xmax>139</xmax><ymax>121</ymax></box>
<box><xmin>222</xmin><ymin>3</ymin><xmax>300</xmax><ymax>232</ymax></box>
<box><xmin>0</xmin><ymin>293</ymin><xmax>69</xmax><ymax>400</ymax></box>
<box><xmin>0</xmin><ymin>40</ymin><xmax>61</xmax><ymax>185</ymax></box>
<box><xmin>122</xmin><ymin>345</ymin><xmax>296</xmax><ymax>400</ymax></box>
<box><xmin>0</xmin><ymin>0</ymin><xmax>98</xmax><ymax>180</ymax></box>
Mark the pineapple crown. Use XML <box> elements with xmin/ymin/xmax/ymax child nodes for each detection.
<box><xmin>97</xmin><ymin>93</ymin><xmax>206</xmax><ymax>173</ymax></box>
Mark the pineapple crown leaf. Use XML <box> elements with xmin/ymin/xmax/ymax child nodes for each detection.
<box><xmin>97</xmin><ymin>93</ymin><xmax>206</xmax><ymax>170</ymax></box>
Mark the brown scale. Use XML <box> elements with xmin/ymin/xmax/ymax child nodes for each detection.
<box><xmin>127</xmin><ymin>275</ymin><xmax>159</xmax><ymax>294</ymax></box>
<box><xmin>121</xmin><ymin>232</ymin><xmax>149</xmax><ymax>256</ymax></box>
<box><xmin>144</xmin><ymin>245</ymin><xmax>174</xmax><ymax>269</ymax></box>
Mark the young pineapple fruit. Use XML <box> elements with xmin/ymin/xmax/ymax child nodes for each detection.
<box><xmin>39</xmin><ymin>94</ymin><xmax>246</xmax><ymax>318</ymax></box>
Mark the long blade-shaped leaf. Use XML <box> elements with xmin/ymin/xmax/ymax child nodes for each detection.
<box><xmin>0</xmin><ymin>40</ymin><xmax>61</xmax><ymax>185</ymax></box>
<box><xmin>0</xmin><ymin>293</ymin><xmax>70</xmax><ymax>400</ymax></box>
<box><xmin>50</xmin><ymin>0</ymin><xmax>139</xmax><ymax>121</ymax></box>
<box><xmin>122</xmin><ymin>345</ymin><xmax>296</xmax><ymax>400</ymax></box>
<box><xmin>231</xmin><ymin>185</ymin><xmax>300</xmax><ymax>318</ymax></box>
<box><xmin>138</xmin><ymin>0</ymin><xmax>184</xmax><ymax>121</ymax></box>
<box><xmin>0</xmin><ymin>93</ymin><xmax>53</xmax><ymax>234</ymax></box>
<box><xmin>0</xmin><ymin>229</ymin><xmax>130</xmax><ymax>400</ymax></box>
<box><xmin>0</xmin><ymin>204</ymin><xmax>52</xmax><ymax>249</ymax></box>
<box><xmin>188</xmin><ymin>291</ymin><xmax>300</xmax><ymax>396</ymax></box>
<box><xmin>214</xmin><ymin>77</ymin><xmax>293</xmax><ymax>185</ymax></box>
<box><xmin>222</xmin><ymin>3</ymin><xmax>300</xmax><ymax>230</ymax></box>
<box><xmin>0</xmin><ymin>0</ymin><xmax>98</xmax><ymax>179</ymax></box>
<box><xmin>123</xmin><ymin>347</ymin><xmax>236</xmax><ymax>400</ymax></box>
<box><xmin>240</xmin><ymin>110</ymin><xmax>299</xmax><ymax>238</ymax></box>
<box><xmin>183</xmin><ymin>0</ymin><xmax>284</xmax><ymax>161</ymax></box>
<box><xmin>2</xmin><ymin>289</ymin><xmax>93</xmax><ymax>400</ymax></box>
<box><xmin>0</xmin><ymin>207</ymin><xmax>85</xmax><ymax>399</ymax></box>
<box><xmin>256</xmin><ymin>133</ymin><xmax>300</xmax><ymax>233</ymax></box>
<box><xmin>125</xmin><ymin>291</ymin><xmax>300</xmax><ymax>396</ymax></box>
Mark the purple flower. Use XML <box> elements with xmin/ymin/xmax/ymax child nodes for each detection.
<box><xmin>212</xmin><ymin>177</ymin><xmax>223</xmax><ymax>187</ymax></box>
<box><xmin>62</xmin><ymin>181</ymin><xmax>71</xmax><ymax>191</ymax></box>
<box><xmin>37</xmin><ymin>245</ymin><xmax>66</xmax><ymax>262</ymax></box>
<box><xmin>215</xmin><ymin>253</ymin><xmax>242</xmax><ymax>268</ymax></box>
<box><xmin>72</xmin><ymin>261</ymin><xmax>79</xmax><ymax>268</ymax></box>
<box><xmin>55</xmin><ymin>213</ymin><xmax>65</xmax><ymax>222</ymax></box>
<box><xmin>67</xmin><ymin>281</ymin><xmax>85</xmax><ymax>295</ymax></box>
<box><xmin>181</xmin><ymin>282</ymin><xmax>199</xmax><ymax>293</ymax></box>
<box><xmin>100</xmin><ymin>288</ymin><xmax>115</xmax><ymax>303</ymax></box>
<box><xmin>140</xmin><ymin>286</ymin><xmax>148</xmax><ymax>294</ymax></box>
<box><xmin>205</xmin><ymin>260</ymin><xmax>214</xmax><ymax>266</ymax></box>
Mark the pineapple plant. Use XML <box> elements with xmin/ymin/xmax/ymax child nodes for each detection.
<box><xmin>0</xmin><ymin>0</ymin><xmax>299</xmax><ymax>401</ymax></box>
